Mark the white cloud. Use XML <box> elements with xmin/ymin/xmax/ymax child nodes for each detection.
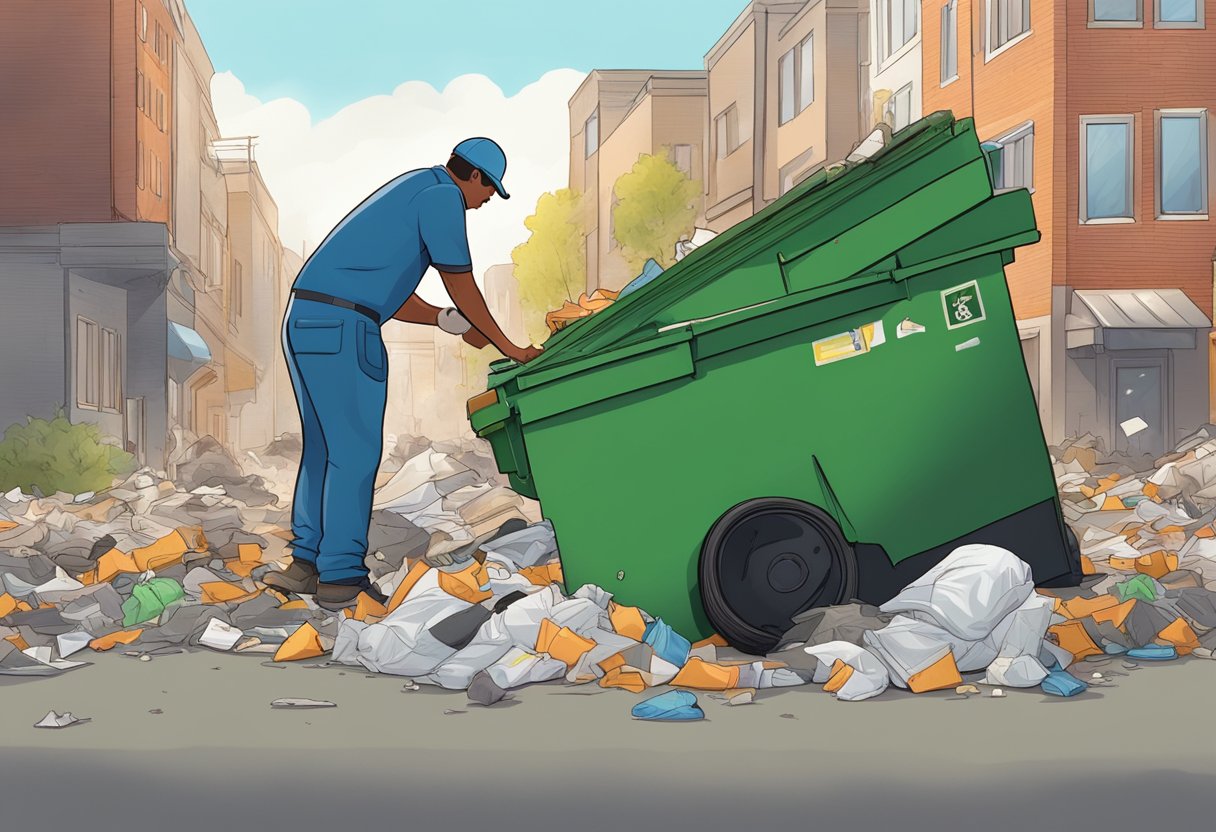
<box><xmin>210</xmin><ymin>69</ymin><xmax>584</xmax><ymax>305</ymax></box>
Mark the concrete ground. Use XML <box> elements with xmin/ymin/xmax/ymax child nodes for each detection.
<box><xmin>1</xmin><ymin>650</ymin><xmax>1214</xmax><ymax>831</ymax></box>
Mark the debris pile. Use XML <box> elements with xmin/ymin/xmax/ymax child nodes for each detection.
<box><xmin>544</xmin><ymin>289</ymin><xmax>619</xmax><ymax>333</ymax></box>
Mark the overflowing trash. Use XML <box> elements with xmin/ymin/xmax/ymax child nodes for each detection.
<box><xmin>544</xmin><ymin>288</ymin><xmax>620</xmax><ymax>333</ymax></box>
<box><xmin>4</xmin><ymin>419</ymin><xmax>1216</xmax><ymax>712</ymax></box>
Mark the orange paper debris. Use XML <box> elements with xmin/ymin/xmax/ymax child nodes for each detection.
<box><xmin>90</xmin><ymin>629</ymin><xmax>144</xmax><ymax>651</ymax></box>
<box><xmin>1080</xmin><ymin>555</ymin><xmax>1096</xmax><ymax>576</ymax></box>
<box><xmin>1091</xmin><ymin>599</ymin><xmax>1137</xmax><ymax>631</ymax></box>
<box><xmin>238</xmin><ymin>543</ymin><xmax>263</xmax><ymax>564</ymax></box>
<box><xmin>519</xmin><ymin>563</ymin><xmax>563</xmax><ymax>586</ymax></box>
<box><xmin>131</xmin><ymin>529</ymin><xmax>190</xmax><ymax>571</ymax></box>
<box><xmin>0</xmin><ymin>593</ymin><xmax>18</xmax><ymax>618</ymax></box>
<box><xmin>274</xmin><ymin>622</ymin><xmax>326</xmax><ymax>662</ymax></box>
<box><xmin>823</xmin><ymin>659</ymin><xmax>855</xmax><ymax>693</ymax></box>
<box><xmin>1134</xmin><ymin>551</ymin><xmax>1178</xmax><ymax>580</ymax></box>
<box><xmin>1049</xmin><ymin>621</ymin><xmax>1104</xmax><ymax>661</ymax></box>
<box><xmin>386</xmin><ymin>561</ymin><xmax>431</xmax><ymax>612</ymax></box>
<box><xmin>535</xmin><ymin>618</ymin><xmax>595</xmax><ymax>666</ymax></box>
<box><xmin>908</xmin><ymin>651</ymin><xmax>962</xmax><ymax>693</ymax></box>
<box><xmin>97</xmin><ymin>548</ymin><xmax>138</xmax><ymax>583</ymax></box>
<box><xmin>1100</xmin><ymin>495</ymin><xmax>1124</xmax><ymax>511</ymax></box>
<box><xmin>692</xmin><ymin>634</ymin><xmax>729</xmax><ymax>649</ymax></box>
<box><xmin>1063</xmin><ymin>595</ymin><xmax>1119</xmax><ymax>620</ymax></box>
<box><xmin>279</xmin><ymin>600</ymin><xmax>310</xmax><ymax>611</ymax></box>
<box><xmin>0</xmin><ymin>520</ymin><xmax>17</xmax><ymax>532</ymax></box>
<box><xmin>352</xmin><ymin>591</ymin><xmax>389</xmax><ymax>622</ymax></box>
<box><xmin>598</xmin><ymin>667</ymin><xmax>646</xmax><ymax>693</ymax></box>
<box><xmin>437</xmin><ymin>563</ymin><xmax>492</xmax><ymax>604</ymax></box>
<box><xmin>226</xmin><ymin>560</ymin><xmax>258</xmax><ymax>578</ymax></box>
<box><xmin>1157</xmin><ymin>618</ymin><xmax>1201</xmax><ymax>655</ymax></box>
<box><xmin>1195</xmin><ymin>525</ymin><xmax>1216</xmax><ymax>539</ymax></box>
<box><xmin>4</xmin><ymin>633</ymin><xmax>30</xmax><ymax>651</ymax></box>
<box><xmin>200</xmin><ymin>582</ymin><xmax>260</xmax><ymax>605</ymax></box>
<box><xmin>609</xmin><ymin>603</ymin><xmax>647</xmax><ymax>640</ymax></box>
<box><xmin>671</xmin><ymin>657</ymin><xmax>741</xmax><ymax>691</ymax></box>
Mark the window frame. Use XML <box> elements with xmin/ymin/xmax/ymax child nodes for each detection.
<box><xmin>989</xmin><ymin>121</ymin><xmax>1036</xmax><ymax>193</ymax></box>
<box><xmin>715</xmin><ymin>104</ymin><xmax>741</xmax><ymax>160</ymax></box>
<box><xmin>1079</xmin><ymin>114</ymin><xmax>1137</xmax><ymax>225</ymax></box>
<box><xmin>940</xmin><ymin>0</ymin><xmax>959</xmax><ymax>86</ymax></box>
<box><xmin>778</xmin><ymin>48</ymin><xmax>796</xmax><ymax>125</ymax></box>
<box><xmin>884</xmin><ymin>83</ymin><xmax>914</xmax><ymax>131</ymax></box>
<box><xmin>229</xmin><ymin>259</ymin><xmax>244</xmax><ymax>325</ymax></box>
<box><xmin>1155</xmin><ymin>0</ymin><xmax>1205</xmax><ymax>27</ymax></box>
<box><xmin>672</xmin><ymin>143</ymin><xmax>694</xmax><ymax>176</ymax></box>
<box><xmin>985</xmin><ymin>0</ymin><xmax>1032</xmax><ymax>62</ymax></box>
<box><xmin>584</xmin><ymin>109</ymin><xmax>599</xmax><ymax>159</ymax></box>
<box><xmin>880</xmin><ymin>0</ymin><xmax>921</xmax><ymax>64</ymax></box>
<box><xmin>797</xmin><ymin>33</ymin><xmax>815</xmax><ymax>113</ymax></box>
<box><xmin>76</xmin><ymin>316</ymin><xmax>99</xmax><ymax>410</ymax></box>
<box><xmin>139</xmin><ymin>3</ymin><xmax>148</xmax><ymax>42</ymax></box>
<box><xmin>1089</xmin><ymin>0</ymin><xmax>1144</xmax><ymax>27</ymax></box>
<box><xmin>1155</xmin><ymin>108</ymin><xmax>1209</xmax><ymax>219</ymax></box>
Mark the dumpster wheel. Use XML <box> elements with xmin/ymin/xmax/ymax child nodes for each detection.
<box><xmin>700</xmin><ymin>498</ymin><xmax>858</xmax><ymax>655</ymax></box>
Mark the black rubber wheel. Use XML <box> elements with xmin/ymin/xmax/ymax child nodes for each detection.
<box><xmin>699</xmin><ymin>498</ymin><xmax>858</xmax><ymax>655</ymax></box>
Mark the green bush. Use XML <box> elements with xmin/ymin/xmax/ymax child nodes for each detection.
<box><xmin>0</xmin><ymin>413</ymin><xmax>135</xmax><ymax>495</ymax></box>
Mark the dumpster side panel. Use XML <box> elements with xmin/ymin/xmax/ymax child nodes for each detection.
<box><xmin>514</xmin><ymin>255</ymin><xmax>1060</xmax><ymax>640</ymax></box>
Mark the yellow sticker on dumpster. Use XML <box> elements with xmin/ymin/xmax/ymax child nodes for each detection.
<box><xmin>813</xmin><ymin>321</ymin><xmax>884</xmax><ymax>366</ymax></box>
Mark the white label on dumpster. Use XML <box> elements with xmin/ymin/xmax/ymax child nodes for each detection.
<box><xmin>941</xmin><ymin>281</ymin><xmax>986</xmax><ymax>330</ymax></box>
<box><xmin>813</xmin><ymin>321</ymin><xmax>884</xmax><ymax>366</ymax></box>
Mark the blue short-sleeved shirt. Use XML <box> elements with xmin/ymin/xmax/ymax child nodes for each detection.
<box><xmin>291</xmin><ymin>166</ymin><xmax>473</xmax><ymax>322</ymax></box>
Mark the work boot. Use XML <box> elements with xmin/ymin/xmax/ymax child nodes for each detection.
<box><xmin>262</xmin><ymin>559</ymin><xmax>319</xmax><ymax>595</ymax></box>
<box><xmin>316</xmin><ymin>580</ymin><xmax>387</xmax><ymax>611</ymax></box>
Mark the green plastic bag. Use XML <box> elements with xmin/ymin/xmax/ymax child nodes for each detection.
<box><xmin>1115</xmin><ymin>574</ymin><xmax>1158</xmax><ymax>604</ymax></box>
<box><xmin>121</xmin><ymin>578</ymin><xmax>185</xmax><ymax>626</ymax></box>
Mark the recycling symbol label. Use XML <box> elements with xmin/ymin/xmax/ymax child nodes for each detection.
<box><xmin>942</xmin><ymin>280</ymin><xmax>986</xmax><ymax>330</ymax></box>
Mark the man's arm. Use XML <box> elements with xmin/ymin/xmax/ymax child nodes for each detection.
<box><xmin>390</xmin><ymin>294</ymin><xmax>442</xmax><ymax>325</ymax></box>
<box><xmin>439</xmin><ymin>270</ymin><xmax>541</xmax><ymax>364</ymax></box>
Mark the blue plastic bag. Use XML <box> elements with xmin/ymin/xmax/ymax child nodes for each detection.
<box><xmin>643</xmin><ymin>618</ymin><xmax>691</xmax><ymax>668</ymax></box>
<box><xmin>1126</xmin><ymin>645</ymin><xmax>1177</xmax><ymax>661</ymax></box>
<box><xmin>618</xmin><ymin>259</ymin><xmax>665</xmax><ymax>298</ymax></box>
<box><xmin>631</xmin><ymin>690</ymin><xmax>703</xmax><ymax>722</ymax></box>
<box><xmin>1041</xmin><ymin>669</ymin><xmax>1088</xmax><ymax>697</ymax></box>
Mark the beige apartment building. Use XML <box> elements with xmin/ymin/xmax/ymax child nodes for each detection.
<box><xmin>569</xmin><ymin>70</ymin><xmax>709</xmax><ymax>293</ymax></box>
<box><xmin>218</xmin><ymin>140</ymin><xmax>284</xmax><ymax>452</ymax></box>
<box><xmin>705</xmin><ymin>0</ymin><xmax>868</xmax><ymax>232</ymax></box>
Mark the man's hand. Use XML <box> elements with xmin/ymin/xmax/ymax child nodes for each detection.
<box><xmin>462</xmin><ymin>328</ymin><xmax>490</xmax><ymax>349</ymax></box>
<box><xmin>505</xmin><ymin>344</ymin><xmax>543</xmax><ymax>364</ymax></box>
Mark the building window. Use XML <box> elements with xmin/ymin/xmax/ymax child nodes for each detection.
<box><xmin>988</xmin><ymin>0</ymin><xmax>1031</xmax><ymax>56</ymax></box>
<box><xmin>778</xmin><ymin>50</ymin><xmax>796</xmax><ymax>125</ymax></box>
<box><xmin>584</xmin><ymin>110</ymin><xmax>599</xmax><ymax>158</ymax></box>
<box><xmin>153</xmin><ymin>155</ymin><xmax>162</xmax><ymax>198</ymax></box>
<box><xmin>884</xmin><ymin>83</ymin><xmax>914</xmax><ymax>130</ymax></box>
<box><xmin>941</xmin><ymin>1</ymin><xmax>959</xmax><ymax>84</ymax></box>
<box><xmin>76</xmin><ymin>317</ymin><xmax>98</xmax><ymax>409</ymax></box>
<box><xmin>229</xmin><ymin>259</ymin><xmax>243</xmax><ymax>324</ymax></box>
<box><xmin>798</xmin><ymin>35</ymin><xmax>814</xmax><ymax>112</ymax></box>
<box><xmin>1092</xmin><ymin>0</ymin><xmax>1141</xmax><ymax>21</ymax></box>
<box><xmin>779</xmin><ymin>34</ymin><xmax>815</xmax><ymax>126</ymax></box>
<box><xmin>1080</xmin><ymin>115</ymin><xmax>1135</xmax><ymax>223</ymax></box>
<box><xmin>168</xmin><ymin>377</ymin><xmax>179</xmax><ymax>423</ymax></box>
<box><xmin>99</xmin><ymin>327</ymin><xmax>121</xmax><ymax>412</ymax></box>
<box><xmin>137</xmin><ymin>140</ymin><xmax>144</xmax><ymax>189</ymax></box>
<box><xmin>715</xmin><ymin>104</ymin><xmax>740</xmax><ymax>159</ymax></box>
<box><xmin>139</xmin><ymin>3</ymin><xmax>147</xmax><ymax>41</ymax></box>
<box><xmin>884</xmin><ymin>0</ymin><xmax>919</xmax><ymax>59</ymax></box>
<box><xmin>1156</xmin><ymin>0</ymin><xmax>1202</xmax><ymax>25</ymax></box>
<box><xmin>136</xmin><ymin>70</ymin><xmax>144</xmax><ymax>109</ymax></box>
<box><xmin>989</xmin><ymin>122</ymin><xmax>1034</xmax><ymax>192</ymax></box>
<box><xmin>672</xmin><ymin>144</ymin><xmax>693</xmax><ymax>176</ymax></box>
<box><xmin>1157</xmin><ymin>111</ymin><xmax>1208</xmax><ymax>217</ymax></box>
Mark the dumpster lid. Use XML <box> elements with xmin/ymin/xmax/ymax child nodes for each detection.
<box><xmin>495</xmin><ymin>112</ymin><xmax>983</xmax><ymax>388</ymax></box>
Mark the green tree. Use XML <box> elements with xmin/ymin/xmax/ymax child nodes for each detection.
<box><xmin>511</xmin><ymin>188</ymin><xmax>586</xmax><ymax>343</ymax></box>
<box><xmin>611</xmin><ymin>149</ymin><xmax>701</xmax><ymax>272</ymax></box>
<box><xmin>0</xmin><ymin>412</ymin><xmax>134</xmax><ymax>495</ymax></box>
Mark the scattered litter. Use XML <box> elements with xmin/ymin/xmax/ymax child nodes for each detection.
<box><xmin>467</xmin><ymin>670</ymin><xmax>508</xmax><ymax>706</ymax></box>
<box><xmin>1042</xmin><ymin>670</ymin><xmax>1088</xmax><ymax>697</ymax></box>
<box><xmin>34</xmin><ymin>710</ymin><xmax>90</xmax><ymax>729</ymax></box>
<box><xmin>1126</xmin><ymin>645</ymin><xmax>1177</xmax><ymax>661</ymax></box>
<box><xmin>990</xmin><ymin>689</ymin><xmax>1006</xmax><ymax>698</ymax></box>
<box><xmin>955</xmin><ymin>685</ymin><xmax>980</xmax><ymax>696</ymax></box>
<box><xmin>270</xmin><ymin>698</ymin><xmax>336</xmax><ymax>709</ymax></box>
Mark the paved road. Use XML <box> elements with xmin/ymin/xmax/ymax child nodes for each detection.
<box><xmin>1</xmin><ymin>650</ymin><xmax>1214</xmax><ymax>831</ymax></box>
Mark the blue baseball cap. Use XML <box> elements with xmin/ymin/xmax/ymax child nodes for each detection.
<box><xmin>452</xmin><ymin>137</ymin><xmax>510</xmax><ymax>200</ymax></box>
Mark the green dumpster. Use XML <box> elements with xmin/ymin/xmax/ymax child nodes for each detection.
<box><xmin>469</xmin><ymin>112</ymin><xmax>1082</xmax><ymax>654</ymax></box>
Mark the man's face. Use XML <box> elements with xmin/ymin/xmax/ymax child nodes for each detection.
<box><xmin>468</xmin><ymin>171</ymin><xmax>497</xmax><ymax>209</ymax></box>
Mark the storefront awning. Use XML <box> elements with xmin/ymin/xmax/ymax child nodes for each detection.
<box><xmin>1066</xmin><ymin>289</ymin><xmax>1211</xmax><ymax>351</ymax></box>
<box><xmin>167</xmin><ymin>322</ymin><xmax>212</xmax><ymax>365</ymax></box>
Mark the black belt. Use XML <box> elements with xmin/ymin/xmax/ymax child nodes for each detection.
<box><xmin>291</xmin><ymin>289</ymin><xmax>381</xmax><ymax>325</ymax></box>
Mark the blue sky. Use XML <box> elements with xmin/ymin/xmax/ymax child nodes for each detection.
<box><xmin>190</xmin><ymin>0</ymin><xmax>750</xmax><ymax>120</ymax></box>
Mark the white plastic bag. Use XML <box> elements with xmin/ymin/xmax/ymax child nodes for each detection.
<box><xmin>879</xmin><ymin>544</ymin><xmax>1033</xmax><ymax>640</ymax></box>
<box><xmin>804</xmin><ymin>641</ymin><xmax>890</xmax><ymax>701</ymax></box>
